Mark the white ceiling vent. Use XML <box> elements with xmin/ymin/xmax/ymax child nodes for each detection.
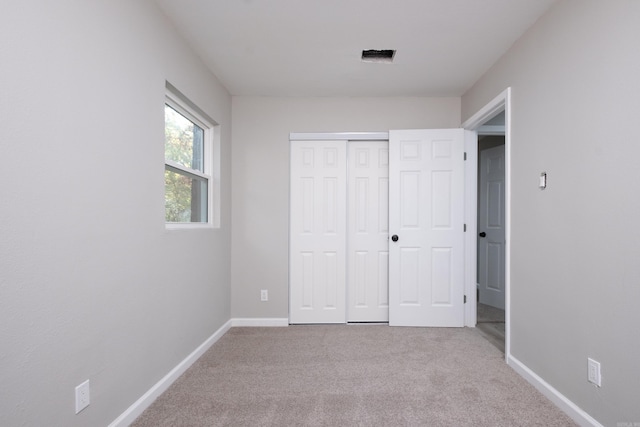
<box><xmin>361</xmin><ymin>49</ymin><xmax>396</xmax><ymax>63</ymax></box>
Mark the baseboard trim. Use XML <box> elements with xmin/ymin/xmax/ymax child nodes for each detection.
<box><xmin>507</xmin><ymin>355</ymin><xmax>603</xmax><ymax>427</ymax></box>
<box><xmin>231</xmin><ymin>318</ymin><xmax>289</xmax><ymax>327</ymax></box>
<box><xmin>108</xmin><ymin>319</ymin><xmax>232</xmax><ymax>427</ymax></box>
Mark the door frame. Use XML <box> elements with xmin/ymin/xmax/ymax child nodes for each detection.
<box><xmin>290</xmin><ymin>132</ymin><xmax>389</xmax><ymax>141</ymax></box>
<box><xmin>461</xmin><ymin>87</ymin><xmax>511</xmax><ymax>360</ymax></box>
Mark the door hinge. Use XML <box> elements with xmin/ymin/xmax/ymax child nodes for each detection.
<box><xmin>464</xmin><ymin>224</ymin><xmax>467</xmax><ymax>232</ymax></box>
<box><xmin>464</xmin><ymin>152</ymin><xmax>467</xmax><ymax>161</ymax></box>
<box><xmin>464</xmin><ymin>295</ymin><xmax>467</xmax><ymax>304</ymax></box>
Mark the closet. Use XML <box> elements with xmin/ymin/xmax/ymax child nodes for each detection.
<box><xmin>289</xmin><ymin>139</ymin><xmax>389</xmax><ymax>323</ymax></box>
<box><xmin>289</xmin><ymin>130</ymin><xmax>466</xmax><ymax>326</ymax></box>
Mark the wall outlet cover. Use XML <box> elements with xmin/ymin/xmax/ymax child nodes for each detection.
<box><xmin>587</xmin><ymin>358</ymin><xmax>601</xmax><ymax>387</ymax></box>
<box><xmin>75</xmin><ymin>380</ymin><xmax>90</xmax><ymax>414</ymax></box>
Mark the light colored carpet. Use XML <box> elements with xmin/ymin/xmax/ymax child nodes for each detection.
<box><xmin>132</xmin><ymin>325</ymin><xmax>576</xmax><ymax>427</ymax></box>
<box><xmin>477</xmin><ymin>303</ymin><xmax>505</xmax><ymax>323</ymax></box>
<box><xmin>476</xmin><ymin>303</ymin><xmax>506</xmax><ymax>353</ymax></box>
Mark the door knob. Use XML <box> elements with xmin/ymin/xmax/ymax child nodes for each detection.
<box><xmin>391</xmin><ymin>235</ymin><xmax>399</xmax><ymax>242</ymax></box>
<box><xmin>479</xmin><ymin>232</ymin><xmax>486</xmax><ymax>238</ymax></box>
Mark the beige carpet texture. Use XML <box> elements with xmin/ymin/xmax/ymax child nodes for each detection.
<box><xmin>132</xmin><ymin>325</ymin><xmax>576</xmax><ymax>426</ymax></box>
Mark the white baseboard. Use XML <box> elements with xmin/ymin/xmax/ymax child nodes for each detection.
<box><xmin>507</xmin><ymin>355</ymin><xmax>603</xmax><ymax>427</ymax></box>
<box><xmin>108</xmin><ymin>319</ymin><xmax>232</xmax><ymax>427</ymax></box>
<box><xmin>231</xmin><ymin>318</ymin><xmax>289</xmax><ymax>327</ymax></box>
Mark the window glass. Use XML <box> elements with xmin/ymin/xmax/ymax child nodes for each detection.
<box><xmin>164</xmin><ymin>168</ymin><xmax>208</xmax><ymax>223</ymax></box>
<box><xmin>164</xmin><ymin>93</ymin><xmax>213</xmax><ymax>226</ymax></box>
<box><xmin>164</xmin><ymin>105</ymin><xmax>204</xmax><ymax>172</ymax></box>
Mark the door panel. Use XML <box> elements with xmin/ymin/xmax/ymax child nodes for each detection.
<box><xmin>478</xmin><ymin>144</ymin><xmax>505</xmax><ymax>309</ymax></box>
<box><xmin>389</xmin><ymin>129</ymin><xmax>465</xmax><ymax>327</ymax></box>
<box><xmin>290</xmin><ymin>141</ymin><xmax>347</xmax><ymax>323</ymax></box>
<box><xmin>347</xmin><ymin>141</ymin><xmax>389</xmax><ymax>322</ymax></box>
<box><xmin>399</xmin><ymin>248</ymin><xmax>420</xmax><ymax>304</ymax></box>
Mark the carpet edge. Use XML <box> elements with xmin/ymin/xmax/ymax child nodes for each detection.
<box><xmin>108</xmin><ymin>319</ymin><xmax>233</xmax><ymax>427</ymax></box>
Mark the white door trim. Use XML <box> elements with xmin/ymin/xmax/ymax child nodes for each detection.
<box><xmin>289</xmin><ymin>132</ymin><xmax>389</xmax><ymax>141</ymax></box>
<box><xmin>461</xmin><ymin>87</ymin><xmax>511</xmax><ymax>360</ymax></box>
<box><xmin>463</xmin><ymin>130</ymin><xmax>478</xmax><ymax>327</ymax></box>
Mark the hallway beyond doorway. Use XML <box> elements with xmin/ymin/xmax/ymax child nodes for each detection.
<box><xmin>477</xmin><ymin>302</ymin><xmax>505</xmax><ymax>353</ymax></box>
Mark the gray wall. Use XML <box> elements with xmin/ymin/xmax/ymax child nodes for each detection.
<box><xmin>462</xmin><ymin>0</ymin><xmax>640</xmax><ymax>424</ymax></box>
<box><xmin>4</xmin><ymin>0</ymin><xmax>636</xmax><ymax>425</ymax></box>
<box><xmin>0</xmin><ymin>1</ymin><xmax>232</xmax><ymax>426</ymax></box>
<box><xmin>231</xmin><ymin>97</ymin><xmax>460</xmax><ymax>318</ymax></box>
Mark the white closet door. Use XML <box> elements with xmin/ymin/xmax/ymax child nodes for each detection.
<box><xmin>347</xmin><ymin>141</ymin><xmax>390</xmax><ymax>322</ymax></box>
<box><xmin>289</xmin><ymin>141</ymin><xmax>347</xmax><ymax>324</ymax></box>
<box><xmin>388</xmin><ymin>129</ymin><xmax>465</xmax><ymax>327</ymax></box>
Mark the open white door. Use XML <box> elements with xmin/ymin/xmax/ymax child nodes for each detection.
<box><xmin>478</xmin><ymin>144</ymin><xmax>505</xmax><ymax>310</ymax></box>
<box><xmin>388</xmin><ymin>129</ymin><xmax>465</xmax><ymax>327</ymax></box>
<box><xmin>289</xmin><ymin>140</ymin><xmax>347</xmax><ymax>324</ymax></box>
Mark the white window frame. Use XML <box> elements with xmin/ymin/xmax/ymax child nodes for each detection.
<box><xmin>164</xmin><ymin>86</ymin><xmax>219</xmax><ymax>229</ymax></box>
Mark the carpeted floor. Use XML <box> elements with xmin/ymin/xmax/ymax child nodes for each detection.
<box><xmin>477</xmin><ymin>303</ymin><xmax>505</xmax><ymax>323</ymax></box>
<box><xmin>132</xmin><ymin>325</ymin><xmax>575</xmax><ymax>426</ymax></box>
<box><xmin>476</xmin><ymin>303</ymin><xmax>506</xmax><ymax>353</ymax></box>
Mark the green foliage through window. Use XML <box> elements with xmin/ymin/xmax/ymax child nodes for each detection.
<box><xmin>164</xmin><ymin>102</ymin><xmax>209</xmax><ymax>223</ymax></box>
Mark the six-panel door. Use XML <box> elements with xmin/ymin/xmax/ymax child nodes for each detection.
<box><xmin>388</xmin><ymin>129</ymin><xmax>465</xmax><ymax>327</ymax></box>
<box><xmin>479</xmin><ymin>144</ymin><xmax>506</xmax><ymax>310</ymax></box>
<box><xmin>289</xmin><ymin>141</ymin><xmax>347</xmax><ymax>324</ymax></box>
<box><xmin>347</xmin><ymin>141</ymin><xmax>390</xmax><ymax>322</ymax></box>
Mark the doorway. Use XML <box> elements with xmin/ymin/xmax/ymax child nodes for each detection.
<box><xmin>476</xmin><ymin>132</ymin><xmax>506</xmax><ymax>352</ymax></box>
<box><xmin>461</xmin><ymin>87</ymin><xmax>511</xmax><ymax>359</ymax></box>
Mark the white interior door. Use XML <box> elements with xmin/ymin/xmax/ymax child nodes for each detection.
<box><xmin>289</xmin><ymin>140</ymin><xmax>347</xmax><ymax>324</ymax></box>
<box><xmin>388</xmin><ymin>129</ymin><xmax>465</xmax><ymax>327</ymax></box>
<box><xmin>478</xmin><ymin>144</ymin><xmax>505</xmax><ymax>309</ymax></box>
<box><xmin>347</xmin><ymin>141</ymin><xmax>389</xmax><ymax>322</ymax></box>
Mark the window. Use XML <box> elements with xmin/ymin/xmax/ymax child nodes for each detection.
<box><xmin>164</xmin><ymin>88</ymin><xmax>217</xmax><ymax>227</ymax></box>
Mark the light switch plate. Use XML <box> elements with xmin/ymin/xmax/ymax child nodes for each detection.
<box><xmin>539</xmin><ymin>172</ymin><xmax>547</xmax><ymax>189</ymax></box>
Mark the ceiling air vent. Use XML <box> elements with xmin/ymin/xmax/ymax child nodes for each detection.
<box><xmin>361</xmin><ymin>49</ymin><xmax>396</xmax><ymax>63</ymax></box>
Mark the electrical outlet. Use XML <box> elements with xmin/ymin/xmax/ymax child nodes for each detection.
<box><xmin>75</xmin><ymin>380</ymin><xmax>90</xmax><ymax>414</ymax></box>
<box><xmin>587</xmin><ymin>358</ymin><xmax>601</xmax><ymax>387</ymax></box>
<box><xmin>261</xmin><ymin>289</ymin><xmax>268</xmax><ymax>301</ymax></box>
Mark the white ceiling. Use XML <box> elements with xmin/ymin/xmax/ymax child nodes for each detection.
<box><xmin>154</xmin><ymin>0</ymin><xmax>557</xmax><ymax>97</ymax></box>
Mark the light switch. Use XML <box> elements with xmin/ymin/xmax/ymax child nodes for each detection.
<box><xmin>539</xmin><ymin>172</ymin><xmax>547</xmax><ymax>189</ymax></box>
